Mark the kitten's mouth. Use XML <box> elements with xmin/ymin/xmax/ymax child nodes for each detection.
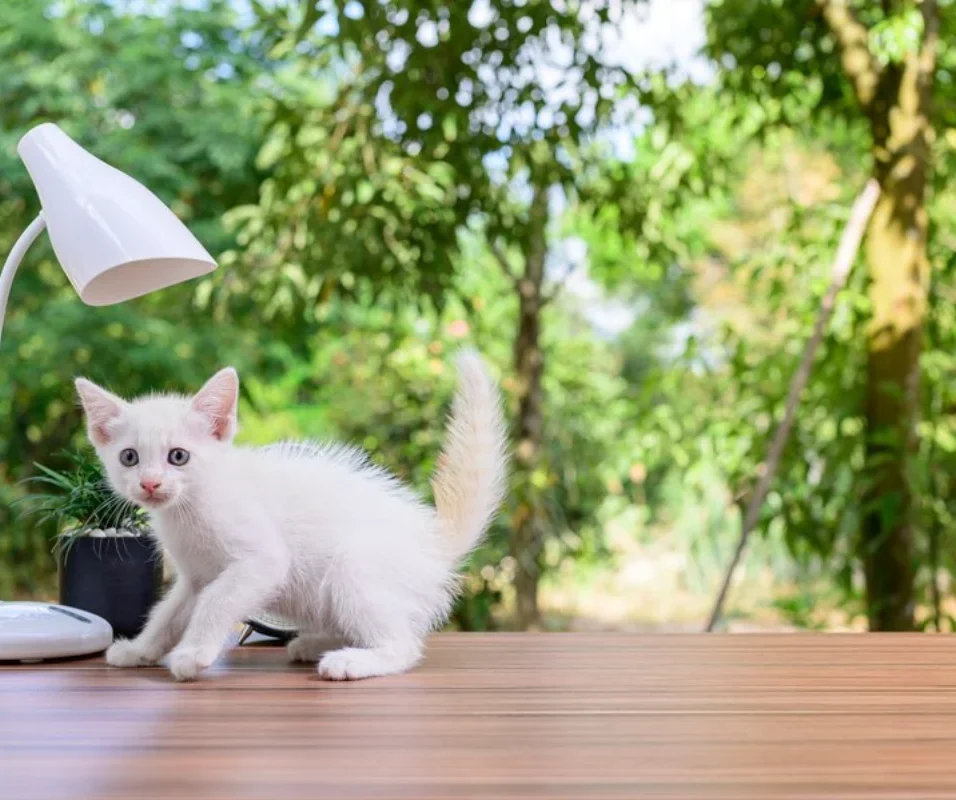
<box><xmin>139</xmin><ymin>493</ymin><xmax>172</xmax><ymax>509</ymax></box>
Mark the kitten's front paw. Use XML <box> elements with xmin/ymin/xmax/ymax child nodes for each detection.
<box><xmin>318</xmin><ymin>647</ymin><xmax>402</xmax><ymax>681</ymax></box>
<box><xmin>166</xmin><ymin>644</ymin><xmax>219</xmax><ymax>681</ymax></box>
<box><xmin>106</xmin><ymin>639</ymin><xmax>159</xmax><ymax>668</ymax></box>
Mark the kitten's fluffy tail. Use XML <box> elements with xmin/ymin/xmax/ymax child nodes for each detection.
<box><xmin>432</xmin><ymin>350</ymin><xmax>509</xmax><ymax>564</ymax></box>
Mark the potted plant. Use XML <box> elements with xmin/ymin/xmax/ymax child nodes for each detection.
<box><xmin>21</xmin><ymin>450</ymin><xmax>162</xmax><ymax>640</ymax></box>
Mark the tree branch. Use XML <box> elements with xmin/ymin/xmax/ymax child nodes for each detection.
<box><xmin>490</xmin><ymin>241</ymin><xmax>520</xmax><ymax>287</ymax></box>
<box><xmin>817</xmin><ymin>0</ymin><xmax>881</xmax><ymax>108</ymax></box>
<box><xmin>705</xmin><ymin>179</ymin><xmax>881</xmax><ymax>632</ymax></box>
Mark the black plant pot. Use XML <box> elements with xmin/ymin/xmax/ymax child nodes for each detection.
<box><xmin>58</xmin><ymin>535</ymin><xmax>163</xmax><ymax>640</ymax></box>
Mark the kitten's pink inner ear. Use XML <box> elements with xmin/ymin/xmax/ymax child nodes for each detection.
<box><xmin>75</xmin><ymin>379</ymin><xmax>124</xmax><ymax>445</ymax></box>
<box><xmin>192</xmin><ymin>369</ymin><xmax>239</xmax><ymax>441</ymax></box>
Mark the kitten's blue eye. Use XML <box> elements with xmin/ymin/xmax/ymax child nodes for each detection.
<box><xmin>119</xmin><ymin>449</ymin><xmax>139</xmax><ymax>467</ymax></box>
<box><xmin>168</xmin><ymin>448</ymin><xmax>190</xmax><ymax>467</ymax></box>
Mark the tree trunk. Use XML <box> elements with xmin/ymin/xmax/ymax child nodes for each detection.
<box><xmin>511</xmin><ymin>185</ymin><xmax>548</xmax><ymax>630</ymax></box>
<box><xmin>861</xmin><ymin>11</ymin><xmax>936</xmax><ymax>631</ymax></box>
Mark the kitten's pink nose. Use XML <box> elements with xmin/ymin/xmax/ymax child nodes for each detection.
<box><xmin>140</xmin><ymin>479</ymin><xmax>162</xmax><ymax>495</ymax></box>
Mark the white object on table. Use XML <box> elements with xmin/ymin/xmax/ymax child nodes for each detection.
<box><xmin>0</xmin><ymin>602</ymin><xmax>113</xmax><ymax>662</ymax></box>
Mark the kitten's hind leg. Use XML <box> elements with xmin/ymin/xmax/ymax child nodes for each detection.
<box><xmin>287</xmin><ymin>631</ymin><xmax>343</xmax><ymax>663</ymax></box>
<box><xmin>316</xmin><ymin>556</ymin><xmax>429</xmax><ymax>680</ymax></box>
<box><xmin>317</xmin><ymin>638</ymin><xmax>423</xmax><ymax>681</ymax></box>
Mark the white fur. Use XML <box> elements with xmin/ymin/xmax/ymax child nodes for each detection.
<box><xmin>76</xmin><ymin>350</ymin><xmax>508</xmax><ymax>682</ymax></box>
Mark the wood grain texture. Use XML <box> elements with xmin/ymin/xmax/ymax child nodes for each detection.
<box><xmin>4</xmin><ymin>634</ymin><xmax>956</xmax><ymax>799</ymax></box>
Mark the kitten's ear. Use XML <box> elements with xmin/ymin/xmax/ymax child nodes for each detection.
<box><xmin>75</xmin><ymin>378</ymin><xmax>126</xmax><ymax>446</ymax></box>
<box><xmin>191</xmin><ymin>367</ymin><xmax>239</xmax><ymax>442</ymax></box>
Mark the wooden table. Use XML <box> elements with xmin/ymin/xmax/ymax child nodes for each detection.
<box><xmin>3</xmin><ymin>633</ymin><xmax>956</xmax><ymax>799</ymax></box>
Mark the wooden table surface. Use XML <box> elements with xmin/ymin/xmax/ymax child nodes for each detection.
<box><xmin>4</xmin><ymin>633</ymin><xmax>956</xmax><ymax>799</ymax></box>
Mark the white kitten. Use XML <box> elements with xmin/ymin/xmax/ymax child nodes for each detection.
<box><xmin>75</xmin><ymin>350</ymin><xmax>508</xmax><ymax>682</ymax></box>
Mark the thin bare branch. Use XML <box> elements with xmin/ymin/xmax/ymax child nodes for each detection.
<box><xmin>817</xmin><ymin>0</ymin><xmax>881</xmax><ymax>108</ymax></box>
<box><xmin>490</xmin><ymin>241</ymin><xmax>521</xmax><ymax>287</ymax></box>
<box><xmin>705</xmin><ymin>179</ymin><xmax>881</xmax><ymax>632</ymax></box>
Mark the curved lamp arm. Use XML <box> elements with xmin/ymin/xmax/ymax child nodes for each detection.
<box><xmin>0</xmin><ymin>214</ymin><xmax>47</xmax><ymax>353</ymax></box>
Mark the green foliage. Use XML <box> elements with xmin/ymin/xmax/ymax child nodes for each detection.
<box><xmin>217</xmin><ymin>98</ymin><xmax>463</xmax><ymax>328</ymax></box>
<box><xmin>870</xmin><ymin>7</ymin><xmax>924</xmax><ymax>66</ymax></box>
<box><xmin>220</xmin><ymin>0</ymin><xmax>659</xmax><ymax>321</ymax></box>
<box><xmin>703</xmin><ymin>0</ymin><xmax>846</xmax><ymax>124</ymax></box>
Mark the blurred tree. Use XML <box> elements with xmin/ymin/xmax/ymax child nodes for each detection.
<box><xmin>704</xmin><ymin>0</ymin><xmax>954</xmax><ymax>630</ymax></box>
<box><xmin>622</xmin><ymin>106</ymin><xmax>956</xmax><ymax>630</ymax></box>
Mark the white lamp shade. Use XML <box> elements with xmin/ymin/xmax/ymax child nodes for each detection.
<box><xmin>17</xmin><ymin>123</ymin><xmax>216</xmax><ymax>306</ymax></box>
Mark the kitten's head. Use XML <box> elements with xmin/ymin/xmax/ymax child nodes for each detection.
<box><xmin>75</xmin><ymin>368</ymin><xmax>239</xmax><ymax>511</ymax></box>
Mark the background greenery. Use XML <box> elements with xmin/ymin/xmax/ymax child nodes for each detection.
<box><xmin>1</xmin><ymin>0</ymin><xmax>953</xmax><ymax>632</ymax></box>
